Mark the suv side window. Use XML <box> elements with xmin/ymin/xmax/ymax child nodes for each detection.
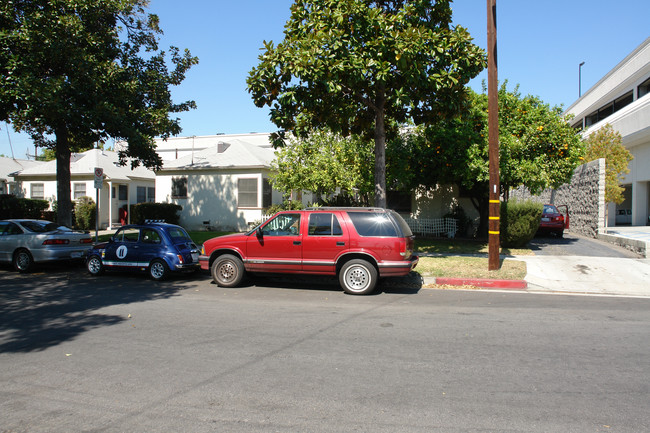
<box><xmin>347</xmin><ymin>212</ymin><xmax>398</xmax><ymax>237</ymax></box>
<box><xmin>308</xmin><ymin>213</ymin><xmax>343</xmax><ymax>236</ymax></box>
<box><xmin>262</xmin><ymin>214</ymin><xmax>301</xmax><ymax>236</ymax></box>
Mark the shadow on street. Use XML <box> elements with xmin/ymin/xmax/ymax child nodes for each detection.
<box><xmin>0</xmin><ymin>263</ymin><xmax>201</xmax><ymax>353</ymax></box>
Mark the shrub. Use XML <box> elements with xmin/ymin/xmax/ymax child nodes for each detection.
<box><xmin>131</xmin><ymin>202</ymin><xmax>182</xmax><ymax>224</ymax></box>
<box><xmin>443</xmin><ymin>205</ymin><xmax>473</xmax><ymax>238</ymax></box>
<box><xmin>500</xmin><ymin>199</ymin><xmax>543</xmax><ymax>248</ymax></box>
<box><xmin>0</xmin><ymin>194</ymin><xmax>50</xmax><ymax>219</ymax></box>
<box><xmin>265</xmin><ymin>199</ymin><xmax>305</xmax><ymax>215</ymax></box>
<box><xmin>75</xmin><ymin>196</ymin><xmax>96</xmax><ymax>230</ymax></box>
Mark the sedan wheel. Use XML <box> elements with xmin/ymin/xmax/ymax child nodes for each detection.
<box><xmin>149</xmin><ymin>259</ymin><xmax>169</xmax><ymax>281</ymax></box>
<box><xmin>13</xmin><ymin>249</ymin><xmax>33</xmax><ymax>273</ymax></box>
<box><xmin>339</xmin><ymin>259</ymin><xmax>378</xmax><ymax>295</ymax></box>
<box><xmin>211</xmin><ymin>254</ymin><xmax>244</xmax><ymax>287</ymax></box>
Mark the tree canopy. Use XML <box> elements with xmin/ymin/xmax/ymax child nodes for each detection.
<box><xmin>0</xmin><ymin>0</ymin><xmax>198</xmax><ymax>226</ymax></box>
<box><xmin>247</xmin><ymin>0</ymin><xmax>485</xmax><ymax>208</ymax></box>
<box><xmin>388</xmin><ymin>83</ymin><xmax>585</xmax><ymax>234</ymax></box>
<box><xmin>584</xmin><ymin>123</ymin><xmax>633</xmax><ymax>205</ymax></box>
<box><xmin>271</xmin><ymin>129</ymin><xmax>374</xmax><ymax>204</ymax></box>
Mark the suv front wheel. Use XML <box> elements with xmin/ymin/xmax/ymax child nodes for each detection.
<box><xmin>339</xmin><ymin>259</ymin><xmax>378</xmax><ymax>295</ymax></box>
<box><xmin>212</xmin><ymin>254</ymin><xmax>245</xmax><ymax>287</ymax></box>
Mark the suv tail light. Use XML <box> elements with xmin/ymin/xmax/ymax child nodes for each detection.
<box><xmin>399</xmin><ymin>238</ymin><xmax>413</xmax><ymax>259</ymax></box>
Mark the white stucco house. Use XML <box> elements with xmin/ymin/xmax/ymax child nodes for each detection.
<box><xmin>13</xmin><ymin>149</ymin><xmax>155</xmax><ymax>228</ymax></box>
<box><xmin>565</xmin><ymin>37</ymin><xmax>650</xmax><ymax>227</ymax></box>
<box><xmin>155</xmin><ymin>135</ymin><xmax>302</xmax><ymax>231</ymax></box>
<box><xmin>0</xmin><ymin>157</ymin><xmax>44</xmax><ymax>195</ymax></box>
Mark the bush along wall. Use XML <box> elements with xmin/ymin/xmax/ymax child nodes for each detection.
<box><xmin>0</xmin><ymin>194</ymin><xmax>50</xmax><ymax>219</ymax></box>
<box><xmin>500</xmin><ymin>199</ymin><xmax>543</xmax><ymax>248</ymax></box>
<box><xmin>74</xmin><ymin>196</ymin><xmax>96</xmax><ymax>230</ymax></box>
<box><xmin>131</xmin><ymin>203</ymin><xmax>182</xmax><ymax>225</ymax></box>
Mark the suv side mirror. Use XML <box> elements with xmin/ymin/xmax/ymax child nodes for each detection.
<box><xmin>256</xmin><ymin>227</ymin><xmax>263</xmax><ymax>238</ymax></box>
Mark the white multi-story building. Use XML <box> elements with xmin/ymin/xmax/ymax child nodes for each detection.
<box><xmin>565</xmin><ymin>37</ymin><xmax>650</xmax><ymax>227</ymax></box>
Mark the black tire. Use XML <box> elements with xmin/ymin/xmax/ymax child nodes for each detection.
<box><xmin>556</xmin><ymin>230</ymin><xmax>564</xmax><ymax>238</ymax></box>
<box><xmin>211</xmin><ymin>254</ymin><xmax>244</xmax><ymax>287</ymax></box>
<box><xmin>13</xmin><ymin>249</ymin><xmax>33</xmax><ymax>273</ymax></box>
<box><xmin>149</xmin><ymin>259</ymin><xmax>169</xmax><ymax>281</ymax></box>
<box><xmin>86</xmin><ymin>255</ymin><xmax>104</xmax><ymax>276</ymax></box>
<box><xmin>339</xmin><ymin>259</ymin><xmax>378</xmax><ymax>295</ymax></box>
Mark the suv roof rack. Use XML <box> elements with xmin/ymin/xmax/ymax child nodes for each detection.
<box><xmin>304</xmin><ymin>207</ymin><xmax>386</xmax><ymax>211</ymax></box>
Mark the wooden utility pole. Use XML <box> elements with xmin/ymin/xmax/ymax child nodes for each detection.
<box><xmin>487</xmin><ymin>0</ymin><xmax>500</xmax><ymax>270</ymax></box>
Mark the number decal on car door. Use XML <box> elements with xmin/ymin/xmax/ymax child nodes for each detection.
<box><xmin>117</xmin><ymin>245</ymin><xmax>128</xmax><ymax>259</ymax></box>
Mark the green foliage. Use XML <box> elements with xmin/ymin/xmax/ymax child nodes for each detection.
<box><xmin>130</xmin><ymin>202</ymin><xmax>182</xmax><ymax>225</ymax></box>
<box><xmin>0</xmin><ymin>194</ymin><xmax>49</xmax><ymax>219</ymax></box>
<box><xmin>265</xmin><ymin>200</ymin><xmax>305</xmax><ymax>215</ymax></box>
<box><xmin>0</xmin><ymin>0</ymin><xmax>198</xmax><ymax>226</ymax></box>
<box><xmin>500</xmin><ymin>199</ymin><xmax>542</xmax><ymax>248</ymax></box>
<box><xmin>271</xmin><ymin>129</ymin><xmax>374</xmax><ymax>202</ymax></box>
<box><xmin>74</xmin><ymin>196</ymin><xmax>96</xmax><ymax>230</ymax></box>
<box><xmin>247</xmin><ymin>0</ymin><xmax>485</xmax><ymax>206</ymax></box>
<box><xmin>584</xmin><ymin>124</ymin><xmax>633</xmax><ymax>205</ymax></box>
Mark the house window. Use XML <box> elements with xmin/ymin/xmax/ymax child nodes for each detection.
<box><xmin>148</xmin><ymin>187</ymin><xmax>155</xmax><ymax>202</ymax></box>
<box><xmin>118</xmin><ymin>185</ymin><xmax>128</xmax><ymax>200</ymax></box>
<box><xmin>73</xmin><ymin>183</ymin><xmax>86</xmax><ymax>199</ymax></box>
<box><xmin>262</xmin><ymin>179</ymin><xmax>272</xmax><ymax>208</ymax></box>
<box><xmin>31</xmin><ymin>183</ymin><xmax>44</xmax><ymax>199</ymax></box>
<box><xmin>638</xmin><ymin>76</ymin><xmax>650</xmax><ymax>98</ymax></box>
<box><xmin>137</xmin><ymin>186</ymin><xmax>147</xmax><ymax>203</ymax></box>
<box><xmin>172</xmin><ymin>177</ymin><xmax>187</xmax><ymax>199</ymax></box>
<box><xmin>238</xmin><ymin>178</ymin><xmax>258</xmax><ymax>207</ymax></box>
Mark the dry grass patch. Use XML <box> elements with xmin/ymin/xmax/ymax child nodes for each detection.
<box><xmin>415</xmin><ymin>256</ymin><xmax>527</xmax><ymax>280</ymax></box>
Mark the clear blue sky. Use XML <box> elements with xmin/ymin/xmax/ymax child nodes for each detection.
<box><xmin>2</xmin><ymin>0</ymin><xmax>648</xmax><ymax>158</ymax></box>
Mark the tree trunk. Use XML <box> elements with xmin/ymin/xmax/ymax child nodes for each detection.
<box><xmin>374</xmin><ymin>88</ymin><xmax>387</xmax><ymax>209</ymax></box>
<box><xmin>55</xmin><ymin>128</ymin><xmax>73</xmax><ymax>227</ymax></box>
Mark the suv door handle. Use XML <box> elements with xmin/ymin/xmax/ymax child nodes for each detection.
<box><xmin>293</xmin><ymin>241</ymin><xmax>301</xmax><ymax>245</ymax></box>
<box><xmin>337</xmin><ymin>242</ymin><xmax>345</xmax><ymax>246</ymax></box>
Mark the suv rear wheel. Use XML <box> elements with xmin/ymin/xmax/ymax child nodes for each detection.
<box><xmin>339</xmin><ymin>259</ymin><xmax>378</xmax><ymax>295</ymax></box>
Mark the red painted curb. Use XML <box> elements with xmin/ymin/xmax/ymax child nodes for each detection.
<box><xmin>435</xmin><ymin>277</ymin><xmax>528</xmax><ymax>289</ymax></box>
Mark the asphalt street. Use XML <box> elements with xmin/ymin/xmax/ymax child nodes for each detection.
<box><xmin>1</xmin><ymin>267</ymin><xmax>649</xmax><ymax>432</ymax></box>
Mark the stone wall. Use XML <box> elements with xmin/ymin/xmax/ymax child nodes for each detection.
<box><xmin>509</xmin><ymin>158</ymin><xmax>606</xmax><ymax>238</ymax></box>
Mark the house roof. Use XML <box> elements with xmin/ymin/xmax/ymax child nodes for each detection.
<box><xmin>159</xmin><ymin>138</ymin><xmax>276</xmax><ymax>171</ymax></box>
<box><xmin>15</xmin><ymin>149</ymin><xmax>155</xmax><ymax>181</ymax></box>
<box><xmin>0</xmin><ymin>157</ymin><xmax>45</xmax><ymax>181</ymax></box>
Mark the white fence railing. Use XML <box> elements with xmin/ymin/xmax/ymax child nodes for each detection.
<box><xmin>405</xmin><ymin>218</ymin><xmax>457</xmax><ymax>238</ymax></box>
<box><xmin>261</xmin><ymin>214</ymin><xmax>457</xmax><ymax>238</ymax></box>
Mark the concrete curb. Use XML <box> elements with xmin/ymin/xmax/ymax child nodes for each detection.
<box><xmin>432</xmin><ymin>277</ymin><xmax>528</xmax><ymax>290</ymax></box>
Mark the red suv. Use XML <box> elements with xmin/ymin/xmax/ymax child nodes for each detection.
<box><xmin>199</xmin><ymin>207</ymin><xmax>418</xmax><ymax>295</ymax></box>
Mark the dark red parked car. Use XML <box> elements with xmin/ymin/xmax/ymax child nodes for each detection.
<box><xmin>538</xmin><ymin>204</ymin><xmax>568</xmax><ymax>237</ymax></box>
<box><xmin>199</xmin><ymin>207</ymin><xmax>418</xmax><ymax>295</ymax></box>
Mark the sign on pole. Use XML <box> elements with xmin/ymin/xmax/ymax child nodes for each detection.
<box><xmin>94</xmin><ymin>167</ymin><xmax>104</xmax><ymax>189</ymax></box>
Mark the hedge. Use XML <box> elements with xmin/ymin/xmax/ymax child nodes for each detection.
<box><xmin>130</xmin><ymin>202</ymin><xmax>182</xmax><ymax>225</ymax></box>
<box><xmin>75</xmin><ymin>196</ymin><xmax>96</xmax><ymax>230</ymax></box>
<box><xmin>0</xmin><ymin>194</ymin><xmax>50</xmax><ymax>219</ymax></box>
<box><xmin>500</xmin><ymin>199</ymin><xmax>543</xmax><ymax>248</ymax></box>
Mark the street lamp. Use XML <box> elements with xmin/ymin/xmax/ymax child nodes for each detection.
<box><xmin>579</xmin><ymin>61</ymin><xmax>585</xmax><ymax>97</ymax></box>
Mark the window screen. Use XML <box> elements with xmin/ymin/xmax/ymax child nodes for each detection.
<box><xmin>238</xmin><ymin>178</ymin><xmax>258</xmax><ymax>207</ymax></box>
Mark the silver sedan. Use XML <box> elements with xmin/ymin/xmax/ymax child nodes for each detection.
<box><xmin>0</xmin><ymin>219</ymin><xmax>93</xmax><ymax>272</ymax></box>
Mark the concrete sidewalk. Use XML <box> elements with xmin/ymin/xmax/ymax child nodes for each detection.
<box><xmin>514</xmin><ymin>255</ymin><xmax>650</xmax><ymax>297</ymax></box>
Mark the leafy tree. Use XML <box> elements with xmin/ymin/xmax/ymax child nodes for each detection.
<box><xmin>584</xmin><ymin>123</ymin><xmax>633</xmax><ymax>205</ymax></box>
<box><xmin>271</xmin><ymin>129</ymin><xmax>374</xmax><ymax>204</ymax></box>
<box><xmin>247</xmin><ymin>0</ymin><xmax>485</xmax><ymax>208</ymax></box>
<box><xmin>388</xmin><ymin>84</ymin><xmax>585</xmax><ymax>235</ymax></box>
<box><xmin>0</xmin><ymin>0</ymin><xmax>198</xmax><ymax>226</ymax></box>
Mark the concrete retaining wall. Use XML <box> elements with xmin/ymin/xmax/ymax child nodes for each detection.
<box><xmin>510</xmin><ymin>158</ymin><xmax>606</xmax><ymax>238</ymax></box>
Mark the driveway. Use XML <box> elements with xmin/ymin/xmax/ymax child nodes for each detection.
<box><xmin>529</xmin><ymin>232</ymin><xmax>641</xmax><ymax>258</ymax></box>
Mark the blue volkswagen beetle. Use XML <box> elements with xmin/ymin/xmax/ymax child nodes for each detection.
<box><xmin>86</xmin><ymin>221</ymin><xmax>200</xmax><ymax>280</ymax></box>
